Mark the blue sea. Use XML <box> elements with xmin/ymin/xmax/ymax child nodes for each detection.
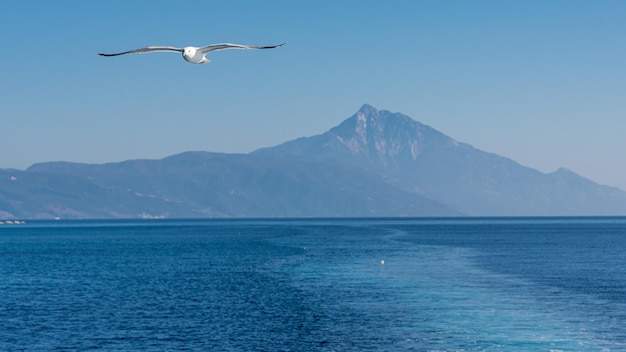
<box><xmin>1</xmin><ymin>218</ymin><xmax>625</xmax><ymax>351</ymax></box>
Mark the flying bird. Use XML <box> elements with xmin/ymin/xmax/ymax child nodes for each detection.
<box><xmin>98</xmin><ymin>42</ymin><xmax>285</xmax><ymax>64</ymax></box>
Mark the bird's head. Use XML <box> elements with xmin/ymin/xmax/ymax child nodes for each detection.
<box><xmin>182</xmin><ymin>47</ymin><xmax>196</xmax><ymax>59</ymax></box>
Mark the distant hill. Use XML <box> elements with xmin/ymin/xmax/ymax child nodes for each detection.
<box><xmin>2</xmin><ymin>104</ymin><xmax>626</xmax><ymax>219</ymax></box>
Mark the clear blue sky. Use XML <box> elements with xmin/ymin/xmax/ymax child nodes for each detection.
<box><xmin>1</xmin><ymin>1</ymin><xmax>626</xmax><ymax>190</ymax></box>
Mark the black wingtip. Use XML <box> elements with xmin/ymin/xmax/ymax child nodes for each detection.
<box><xmin>265</xmin><ymin>43</ymin><xmax>286</xmax><ymax>49</ymax></box>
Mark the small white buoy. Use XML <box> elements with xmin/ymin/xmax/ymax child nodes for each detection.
<box><xmin>380</xmin><ymin>260</ymin><xmax>385</xmax><ymax>265</ymax></box>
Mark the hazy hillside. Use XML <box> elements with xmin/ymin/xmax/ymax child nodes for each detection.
<box><xmin>2</xmin><ymin>105</ymin><xmax>625</xmax><ymax>219</ymax></box>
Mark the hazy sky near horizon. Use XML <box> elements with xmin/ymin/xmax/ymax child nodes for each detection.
<box><xmin>2</xmin><ymin>1</ymin><xmax>626</xmax><ymax>190</ymax></box>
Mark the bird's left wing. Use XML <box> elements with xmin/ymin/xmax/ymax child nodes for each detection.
<box><xmin>197</xmin><ymin>43</ymin><xmax>285</xmax><ymax>55</ymax></box>
<box><xmin>98</xmin><ymin>46</ymin><xmax>183</xmax><ymax>57</ymax></box>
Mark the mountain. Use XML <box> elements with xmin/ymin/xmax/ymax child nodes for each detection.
<box><xmin>2</xmin><ymin>104</ymin><xmax>626</xmax><ymax>219</ymax></box>
<box><xmin>3</xmin><ymin>151</ymin><xmax>457</xmax><ymax>219</ymax></box>
<box><xmin>256</xmin><ymin>104</ymin><xmax>626</xmax><ymax>215</ymax></box>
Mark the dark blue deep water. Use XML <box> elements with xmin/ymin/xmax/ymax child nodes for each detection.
<box><xmin>1</xmin><ymin>218</ymin><xmax>625</xmax><ymax>351</ymax></box>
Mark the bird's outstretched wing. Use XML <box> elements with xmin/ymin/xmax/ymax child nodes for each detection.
<box><xmin>98</xmin><ymin>46</ymin><xmax>183</xmax><ymax>57</ymax></box>
<box><xmin>197</xmin><ymin>43</ymin><xmax>285</xmax><ymax>55</ymax></box>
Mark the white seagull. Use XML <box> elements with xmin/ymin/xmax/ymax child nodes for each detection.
<box><xmin>98</xmin><ymin>42</ymin><xmax>285</xmax><ymax>64</ymax></box>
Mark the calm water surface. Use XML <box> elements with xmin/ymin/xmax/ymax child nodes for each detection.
<box><xmin>1</xmin><ymin>218</ymin><xmax>625</xmax><ymax>351</ymax></box>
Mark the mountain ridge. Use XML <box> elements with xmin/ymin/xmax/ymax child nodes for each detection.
<box><xmin>2</xmin><ymin>104</ymin><xmax>625</xmax><ymax>219</ymax></box>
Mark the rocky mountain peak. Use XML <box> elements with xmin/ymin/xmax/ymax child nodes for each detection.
<box><xmin>327</xmin><ymin>104</ymin><xmax>452</xmax><ymax>163</ymax></box>
<box><xmin>253</xmin><ymin>104</ymin><xmax>460</xmax><ymax>165</ymax></box>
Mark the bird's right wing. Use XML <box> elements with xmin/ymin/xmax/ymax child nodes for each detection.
<box><xmin>98</xmin><ymin>46</ymin><xmax>183</xmax><ymax>57</ymax></box>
